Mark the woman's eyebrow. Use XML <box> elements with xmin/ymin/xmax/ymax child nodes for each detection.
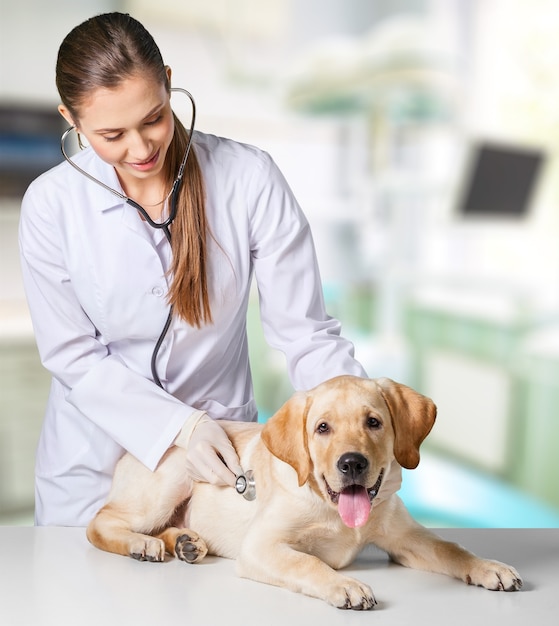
<box><xmin>94</xmin><ymin>103</ymin><xmax>164</xmax><ymax>133</ymax></box>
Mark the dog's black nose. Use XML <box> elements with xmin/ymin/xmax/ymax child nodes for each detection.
<box><xmin>337</xmin><ymin>452</ymin><xmax>369</xmax><ymax>479</ymax></box>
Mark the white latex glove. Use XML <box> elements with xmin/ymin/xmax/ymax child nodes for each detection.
<box><xmin>175</xmin><ymin>410</ymin><xmax>242</xmax><ymax>487</ymax></box>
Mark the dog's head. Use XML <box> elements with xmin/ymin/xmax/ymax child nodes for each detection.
<box><xmin>261</xmin><ymin>375</ymin><xmax>436</xmax><ymax>528</ymax></box>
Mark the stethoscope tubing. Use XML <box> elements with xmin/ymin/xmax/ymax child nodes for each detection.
<box><xmin>59</xmin><ymin>88</ymin><xmax>197</xmax><ymax>388</ymax></box>
<box><xmin>60</xmin><ymin>87</ymin><xmax>196</xmax><ymax>229</ymax></box>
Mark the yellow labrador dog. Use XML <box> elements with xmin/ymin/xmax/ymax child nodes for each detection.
<box><xmin>87</xmin><ymin>376</ymin><xmax>522</xmax><ymax>610</ymax></box>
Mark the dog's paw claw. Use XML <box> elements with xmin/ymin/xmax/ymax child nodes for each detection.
<box><xmin>175</xmin><ymin>532</ymin><xmax>208</xmax><ymax>564</ymax></box>
<box><xmin>129</xmin><ymin>537</ymin><xmax>165</xmax><ymax>562</ymax></box>
<box><xmin>468</xmin><ymin>560</ymin><xmax>523</xmax><ymax>592</ymax></box>
<box><xmin>331</xmin><ymin>578</ymin><xmax>376</xmax><ymax>610</ymax></box>
<box><xmin>131</xmin><ymin>553</ymin><xmax>160</xmax><ymax>562</ymax></box>
<box><xmin>341</xmin><ymin>594</ymin><xmax>377</xmax><ymax>611</ymax></box>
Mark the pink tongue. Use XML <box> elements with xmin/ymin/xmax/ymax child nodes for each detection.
<box><xmin>338</xmin><ymin>486</ymin><xmax>371</xmax><ymax>528</ymax></box>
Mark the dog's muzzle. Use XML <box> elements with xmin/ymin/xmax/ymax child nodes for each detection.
<box><xmin>324</xmin><ymin>468</ymin><xmax>385</xmax><ymax>528</ymax></box>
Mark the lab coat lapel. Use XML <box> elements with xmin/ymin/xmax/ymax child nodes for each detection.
<box><xmin>89</xmin><ymin>156</ymin><xmax>167</xmax><ymax>248</ymax></box>
<box><xmin>74</xmin><ymin>149</ymin><xmax>167</xmax><ymax>247</ymax></box>
<box><xmin>120</xmin><ymin>204</ymin><xmax>170</xmax><ymax>255</ymax></box>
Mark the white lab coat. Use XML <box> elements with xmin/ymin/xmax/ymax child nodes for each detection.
<box><xmin>19</xmin><ymin>131</ymin><xmax>367</xmax><ymax>526</ymax></box>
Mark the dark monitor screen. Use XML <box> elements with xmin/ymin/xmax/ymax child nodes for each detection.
<box><xmin>0</xmin><ymin>104</ymin><xmax>65</xmax><ymax>198</ymax></box>
<box><xmin>457</xmin><ymin>142</ymin><xmax>545</xmax><ymax>218</ymax></box>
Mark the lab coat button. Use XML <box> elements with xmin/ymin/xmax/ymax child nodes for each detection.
<box><xmin>151</xmin><ymin>286</ymin><xmax>164</xmax><ymax>297</ymax></box>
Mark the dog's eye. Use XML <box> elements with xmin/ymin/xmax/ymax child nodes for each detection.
<box><xmin>316</xmin><ymin>422</ymin><xmax>330</xmax><ymax>434</ymax></box>
<box><xmin>367</xmin><ymin>416</ymin><xmax>381</xmax><ymax>429</ymax></box>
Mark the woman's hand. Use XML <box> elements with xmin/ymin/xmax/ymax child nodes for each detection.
<box><xmin>175</xmin><ymin>412</ymin><xmax>243</xmax><ymax>487</ymax></box>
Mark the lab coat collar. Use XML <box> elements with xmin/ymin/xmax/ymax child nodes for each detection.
<box><xmin>69</xmin><ymin>147</ymin><xmax>126</xmax><ymax>212</ymax></box>
<box><xmin>68</xmin><ymin>148</ymin><xmax>169</xmax><ymax>244</ymax></box>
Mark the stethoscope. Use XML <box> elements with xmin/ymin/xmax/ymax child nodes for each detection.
<box><xmin>235</xmin><ymin>470</ymin><xmax>256</xmax><ymax>501</ymax></box>
<box><xmin>60</xmin><ymin>87</ymin><xmax>196</xmax><ymax>388</ymax></box>
<box><xmin>61</xmin><ymin>89</ymin><xmax>257</xmax><ymax>500</ymax></box>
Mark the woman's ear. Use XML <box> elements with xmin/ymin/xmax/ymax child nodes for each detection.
<box><xmin>58</xmin><ymin>104</ymin><xmax>76</xmax><ymax>128</ymax></box>
<box><xmin>165</xmin><ymin>65</ymin><xmax>172</xmax><ymax>88</ymax></box>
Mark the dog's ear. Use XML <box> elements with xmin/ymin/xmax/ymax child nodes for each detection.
<box><xmin>374</xmin><ymin>378</ymin><xmax>437</xmax><ymax>470</ymax></box>
<box><xmin>261</xmin><ymin>391</ymin><xmax>311</xmax><ymax>487</ymax></box>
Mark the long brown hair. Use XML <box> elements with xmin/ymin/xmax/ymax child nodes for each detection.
<box><xmin>56</xmin><ymin>12</ymin><xmax>211</xmax><ymax>326</ymax></box>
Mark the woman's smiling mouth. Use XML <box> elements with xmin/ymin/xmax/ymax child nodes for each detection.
<box><xmin>127</xmin><ymin>150</ymin><xmax>160</xmax><ymax>171</ymax></box>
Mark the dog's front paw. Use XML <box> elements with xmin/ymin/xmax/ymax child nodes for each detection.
<box><xmin>328</xmin><ymin>577</ymin><xmax>377</xmax><ymax>610</ymax></box>
<box><xmin>129</xmin><ymin>536</ymin><xmax>165</xmax><ymax>562</ymax></box>
<box><xmin>466</xmin><ymin>559</ymin><xmax>523</xmax><ymax>591</ymax></box>
<box><xmin>175</xmin><ymin>532</ymin><xmax>208</xmax><ymax>564</ymax></box>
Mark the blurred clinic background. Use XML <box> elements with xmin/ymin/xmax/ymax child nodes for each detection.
<box><xmin>2</xmin><ymin>0</ymin><xmax>559</xmax><ymax>527</ymax></box>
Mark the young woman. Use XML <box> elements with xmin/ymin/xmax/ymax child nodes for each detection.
<box><xmin>19</xmin><ymin>12</ymin><xmax>394</xmax><ymax>527</ymax></box>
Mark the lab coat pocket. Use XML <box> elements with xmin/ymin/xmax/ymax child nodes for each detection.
<box><xmin>195</xmin><ymin>397</ymin><xmax>258</xmax><ymax>422</ymax></box>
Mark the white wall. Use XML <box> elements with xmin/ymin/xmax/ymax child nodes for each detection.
<box><xmin>0</xmin><ymin>1</ymin><xmax>117</xmax><ymax>104</ymax></box>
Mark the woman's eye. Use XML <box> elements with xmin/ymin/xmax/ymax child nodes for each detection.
<box><xmin>316</xmin><ymin>422</ymin><xmax>330</xmax><ymax>434</ymax></box>
<box><xmin>104</xmin><ymin>133</ymin><xmax>122</xmax><ymax>142</ymax></box>
<box><xmin>145</xmin><ymin>114</ymin><xmax>163</xmax><ymax>126</ymax></box>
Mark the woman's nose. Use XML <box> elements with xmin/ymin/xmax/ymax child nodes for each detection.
<box><xmin>128</xmin><ymin>132</ymin><xmax>152</xmax><ymax>160</ymax></box>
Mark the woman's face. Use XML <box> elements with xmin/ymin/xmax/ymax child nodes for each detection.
<box><xmin>59</xmin><ymin>70</ymin><xmax>174</xmax><ymax>194</ymax></box>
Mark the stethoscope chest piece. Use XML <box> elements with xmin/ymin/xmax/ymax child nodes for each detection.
<box><xmin>235</xmin><ymin>470</ymin><xmax>256</xmax><ymax>501</ymax></box>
